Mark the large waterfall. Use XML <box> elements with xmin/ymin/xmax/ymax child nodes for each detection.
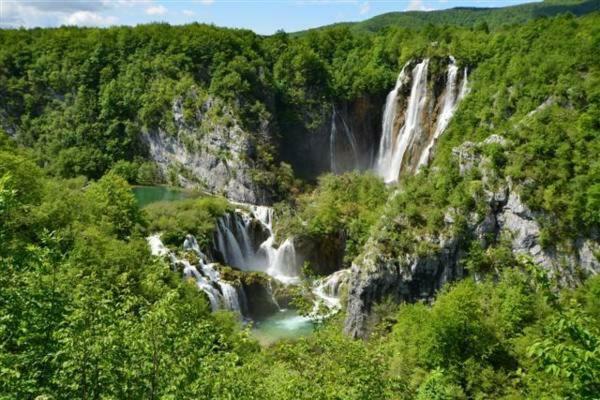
<box><xmin>374</xmin><ymin>57</ymin><xmax>468</xmax><ymax>182</ymax></box>
<box><xmin>417</xmin><ymin>58</ymin><xmax>469</xmax><ymax>167</ymax></box>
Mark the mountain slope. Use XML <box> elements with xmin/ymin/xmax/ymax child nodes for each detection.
<box><xmin>293</xmin><ymin>0</ymin><xmax>600</xmax><ymax>35</ymax></box>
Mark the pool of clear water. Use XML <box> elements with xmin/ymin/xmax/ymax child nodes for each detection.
<box><xmin>133</xmin><ymin>186</ymin><xmax>191</xmax><ymax>208</ymax></box>
<box><xmin>251</xmin><ymin>309</ymin><xmax>315</xmax><ymax>345</ymax></box>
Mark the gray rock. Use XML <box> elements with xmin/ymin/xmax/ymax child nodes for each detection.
<box><xmin>344</xmin><ymin>235</ymin><xmax>464</xmax><ymax>339</ymax></box>
<box><xmin>143</xmin><ymin>95</ymin><xmax>272</xmax><ymax>204</ymax></box>
<box><xmin>344</xmin><ymin>136</ymin><xmax>599</xmax><ymax>338</ymax></box>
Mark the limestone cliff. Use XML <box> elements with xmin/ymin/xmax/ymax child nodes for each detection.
<box><xmin>344</xmin><ymin>135</ymin><xmax>600</xmax><ymax>338</ymax></box>
<box><xmin>143</xmin><ymin>94</ymin><xmax>275</xmax><ymax>204</ymax></box>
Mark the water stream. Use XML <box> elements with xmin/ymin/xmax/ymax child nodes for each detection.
<box><xmin>374</xmin><ymin>57</ymin><xmax>469</xmax><ymax>182</ymax></box>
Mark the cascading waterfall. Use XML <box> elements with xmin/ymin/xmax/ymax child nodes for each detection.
<box><xmin>330</xmin><ymin>109</ymin><xmax>337</xmax><ymax>173</ymax></box>
<box><xmin>386</xmin><ymin>59</ymin><xmax>429</xmax><ymax>183</ymax></box>
<box><xmin>312</xmin><ymin>268</ymin><xmax>350</xmax><ymax>311</ymax></box>
<box><xmin>374</xmin><ymin>57</ymin><xmax>469</xmax><ymax>182</ymax></box>
<box><xmin>417</xmin><ymin>57</ymin><xmax>459</xmax><ymax>168</ymax></box>
<box><xmin>148</xmin><ymin>234</ymin><xmax>246</xmax><ymax>315</ymax></box>
<box><xmin>375</xmin><ymin>65</ymin><xmax>409</xmax><ymax>179</ymax></box>
<box><xmin>215</xmin><ymin>205</ymin><xmax>301</xmax><ymax>282</ymax></box>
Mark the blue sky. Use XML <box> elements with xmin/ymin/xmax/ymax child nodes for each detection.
<box><xmin>1</xmin><ymin>0</ymin><xmax>537</xmax><ymax>34</ymax></box>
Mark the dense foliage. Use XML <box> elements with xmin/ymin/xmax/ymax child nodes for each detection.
<box><xmin>297</xmin><ymin>0</ymin><xmax>600</xmax><ymax>34</ymax></box>
<box><xmin>2</xmin><ymin>153</ymin><xmax>597</xmax><ymax>398</ymax></box>
<box><xmin>1</xmin><ymin>4</ymin><xmax>600</xmax><ymax>400</ymax></box>
<box><xmin>144</xmin><ymin>196</ymin><xmax>231</xmax><ymax>247</ymax></box>
<box><xmin>276</xmin><ymin>172</ymin><xmax>389</xmax><ymax>264</ymax></box>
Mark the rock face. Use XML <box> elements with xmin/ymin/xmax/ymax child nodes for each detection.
<box><xmin>241</xmin><ymin>280</ymin><xmax>280</xmax><ymax>319</ymax></box>
<box><xmin>344</xmin><ymin>136</ymin><xmax>600</xmax><ymax>338</ymax></box>
<box><xmin>344</xmin><ymin>235</ymin><xmax>464</xmax><ymax>338</ymax></box>
<box><xmin>294</xmin><ymin>231</ymin><xmax>347</xmax><ymax>276</ymax></box>
<box><xmin>278</xmin><ymin>95</ymin><xmax>386</xmax><ymax>180</ymax></box>
<box><xmin>143</xmin><ymin>95</ymin><xmax>273</xmax><ymax>204</ymax></box>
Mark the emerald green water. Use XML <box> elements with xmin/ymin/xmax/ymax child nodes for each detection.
<box><xmin>252</xmin><ymin>309</ymin><xmax>315</xmax><ymax>345</ymax></box>
<box><xmin>133</xmin><ymin>186</ymin><xmax>190</xmax><ymax>208</ymax></box>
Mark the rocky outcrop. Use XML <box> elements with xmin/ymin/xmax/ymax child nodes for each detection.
<box><xmin>344</xmin><ymin>135</ymin><xmax>600</xmax><ymax>338</ymax></box>
<box><xmin>143</xmin><ymin>95</ymin><xmax>274</xmax><ymax>204</ymax></box>
<box><xmin>345</xmin><ymin>234</ymin><xmax>464</xmax><ymax>338</ymax></box>
<box><xmin>240</xmin><ymin>279</ymin><xmax>280</xmax><ymax>319</ymax></box>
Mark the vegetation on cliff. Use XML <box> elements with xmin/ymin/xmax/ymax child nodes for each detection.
<box><xmin>1</xmin><ymin>5</ymin><xmax>599</xmax><ymax>399</ymax></box>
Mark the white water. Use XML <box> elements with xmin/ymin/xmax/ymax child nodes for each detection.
<box><xmin>148</xmin><ymin>234</ymin><xmax>246</xmax><ymax>315</ymax></box>
<box><xmin>215</xmin><ymin>205</ymin><xmax>301</xmax><ymax>283</ymax></box>
<box><xmin>214</xmin><ymin>205</ymin><xmax>349</xmax><ymax>316</ymax></box>
<box><xmin>149</xmin><ymin>206</ymin><xmax>351</xmax><ymax>322</ymax></box>
<box><xmin>374</xmin><ymin>57</ymin><xmax>469</xmax><ymax>182</ymax></box>
<box><xmin>417</xmin><ymin>57</ymin><xmax>460</xmax><ymax>168</ymax></box>
<box><xmin>330</xmin><ymin>109</ymin><xmax>337</xmax><ymax>173</ymax></box>
<box><xmin>375</xmin><ymin>65</ymin><xmax>409</xmax><ymax>179</ymax></box>
<box><xmin>311</xmin><ymin>268</ymin><xmax>351</xmax><ymax>313</ymax></box>
<box><xmin>386</xmin><ymin>59</ymin><xmax>429</xmax><ymax>183</ymax></box>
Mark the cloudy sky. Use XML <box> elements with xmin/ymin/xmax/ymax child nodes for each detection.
<box><xmin>1</xmin><ymin>0</ymin><xmax>535</xmax><ymax>34</ymax></box>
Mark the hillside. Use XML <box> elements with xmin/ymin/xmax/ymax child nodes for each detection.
<box><xmin>293</xmin><ymin>0</ymin><xmax>600</xmax><ymax>34</ymax></box>
<box><xmin>1</xmin><ymin>6</ymin><xmax>599</xmax><ymax>400</ymax></box>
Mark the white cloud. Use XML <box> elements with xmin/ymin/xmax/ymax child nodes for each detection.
<box><xmin>200</xmin><ymin>0</ymin><xmax>215</xmax><ymax>5</ymax></box>
<box><xmin>64</xmin><ymin>11</ymin><xmax>118</xmax><ymax>26</ymax></box>
<box><xmin>145</xmin><ymin>5</ymin><xmax>167</xmax><ymax>15</ymax></box>
<box><xmin>1</xmin><ymin>0</ymin><xmax>126</xmax><ymax>28</ymax></box>
<box><xmin>406</xmin><ymin>0</ymin><xmax>431</xmax><ymax>11</ymax></box>
<box><xmin>183</xmin><ymin>9</ymin><xmax>196</xmax><ymax>16</ymax></box>
<box><xmin>359</xmin><ymin>1</ymin><xmax>370</xmax><ymax>15</ymax></box>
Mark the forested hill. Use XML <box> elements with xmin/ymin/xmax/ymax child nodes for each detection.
<box><xmin>1</xmin><ymin>4</ymin><xmax>600</xmax><ymax>400</ymax></box>
<box><xmin>293</xmin><ymin>0</ymin><xmax>600</xmax><ymax>34</ymax></box>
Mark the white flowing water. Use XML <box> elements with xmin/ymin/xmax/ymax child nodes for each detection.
<box><xmin>330</xmin><ymin>109</ymin><xmax>337</xmax><ymax>173</ymax></box>
<box><xmin>148</xmin><ymin>234</ymin><xmax>246</xmax><ymax>315</ymax></box>
<box><xmin>386</xmin><ymin>59</ymin><xmax>429</xmax><ymax>183</ymax></box>
<box><xmin>215</xmin><ymin>205</ymin><xmax>302</xmax><ymax>283</ymax></box>
<box><xmin>374</xmin><ymin>57</ymin><xmax>469</xmax><ymax>182</ymax></box>
<box><xmin>149</xmin><ymin>206</ymin><xmax>352</xmax><ymax>326</ymax></box>
<box><xmin>311</xmin><ymin>268</ymin><xmax>351</xmax><ymax>315</ymax></box>
<box><xmin>375</xmin><ymin>64</ymin><xmax>409</xmax><ymax>178</ymax></box>
<box><xmin>417</xmin><ymin>57</ymin><xmax>460</xmax><ymax>168</ymax></box>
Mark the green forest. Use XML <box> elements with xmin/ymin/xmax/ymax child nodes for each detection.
<box><xmin>1</xmin><ymin>1</ymin><xmax>599</xmax><ymax>399</ymax></box>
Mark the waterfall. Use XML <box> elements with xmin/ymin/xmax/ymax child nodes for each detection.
<box><xmin>311</xmin><ymin>269</ymin><xmax>351</xmax><ymax>317</ymax></box>
<box><xmin>374</xmin><ymin>57</ymin><xmax>469</xmax><ymax>182</ymax></box>
<box><xmin>219</xmin><ymin>282</ymin><xmax>242</xmax><ymax>313</ymax></box>
<box><xmin>330</xmin><ymin>107</ymin><xmax>360</xmax><ymax>173</ymax></box>
<box><xmin>330</xmin><ymin>110</ymin><xmax>337</xmax><ymax>173</ymax></box>
<box><xmin>148</xmin><ymin>234</ymin><xmax>169</xmax><ymax>257</ymax></box>
<box><xmin>417</xmin><ymin>58</ymin><xmax>460</xmax><ymax>168</ymax></box>
<box><xmin>267</xmin><ymin>238</ymin><xmax>300</xmax><ymax>283</ymax></box>
<box><xmin>215</xmin><ymin>205</ymin><xmax>301</xmax><ymax>283</ymax></box>
<box><xmin>215</xmin><ymin>213</ymin><xmax>256</xmax><ymax>270</ymax></box>
<box><xmin>386</xmin><ymin>59</ymin><xmax>429</xmax><ymax>183</ymax></box>
<box><xmin>459</xmin><ymin>67</ymin><xmax>469</xmax><ymax>99</ymax></box>
<box><xmin>148</xmin><ymin>234</ymin><xmax>246</xmax><ymax>315</ymax></box>
<box><xmin>338</xmin><ymin>109</ymin><xmax>360</xmax><ymax>169</ymax></box>
<box><xmin>374</xmin><ymin>63</ymin><xmax>409</xmax><ymax>180</ymax></box>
